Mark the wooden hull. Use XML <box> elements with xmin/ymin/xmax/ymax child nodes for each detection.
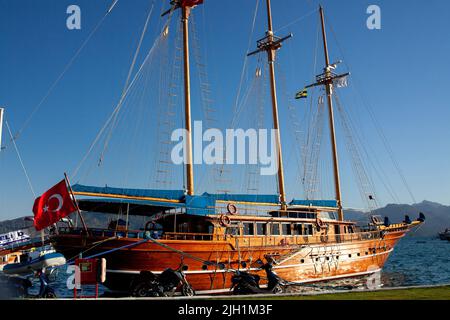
<box><xmin>52</xmin><ymin>230</ymin><xmax>406</xmax><ymax>294</ymax></box>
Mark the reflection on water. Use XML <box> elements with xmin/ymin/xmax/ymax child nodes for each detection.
<box><xmin>21</xmin><ymin>237</ymin><xmax>450</xmax><ymax>298</ymax></box>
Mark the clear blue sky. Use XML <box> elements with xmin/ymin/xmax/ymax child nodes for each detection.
<box><xmin>1</xmin><ymin>0</ymin><xmax>449</xmax><ymax>220</ymax></box>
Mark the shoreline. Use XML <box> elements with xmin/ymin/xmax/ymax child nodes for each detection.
<box><xmin>31</xmin><ymin>283</ymin><xmax>450</xmax><ymax>300</ymax></box>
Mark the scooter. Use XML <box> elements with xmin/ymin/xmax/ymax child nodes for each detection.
<box><xmin>130</xmin><ymin>264</ymin><xmax>194</xmax><ymax>297</ymax></box>
<box><xmin>231</xmin><ymin>263</ymin><xmax>285</xmax><ymax>295</ymax></box>
<box><xmin>35</xmin><ymin>269</ymin><xmax>57</xmax><ymax>298</ymax></box>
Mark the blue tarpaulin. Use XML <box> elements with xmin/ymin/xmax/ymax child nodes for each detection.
<box><xmin>289</xmin><ymin>199</ymin><xmax>338</xmax><ymax>208</ymax></box>
<box><xmin>202</xmin><ymin>192</ymin><xmax>280</xmax><ymax>204</ymax></box>
<box><xmin>72</xmin><ymin>184</ymin><xmax>337</xmax><ymax>216</ymax></box>
<box><xmin>72</xmin><ymin>184</ymin><xmax>185</xmax><ymax>201</ymax></box>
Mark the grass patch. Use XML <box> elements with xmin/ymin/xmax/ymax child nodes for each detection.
<box><xmin>227</xmin><ymin>286</ymin><xmax>450</xmax><ymax>300</ymax></box>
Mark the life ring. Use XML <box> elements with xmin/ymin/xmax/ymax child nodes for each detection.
<box><xmin>227</xmin><ymin>203</ymin><xmax>238</xmax><ymax>215</ymax></box>
<box><xmin>219</xmin><ymin>214</ymin><xmax>231</xmax><ymax>227</ymax></box>
<box><xmin>316</xmin><ymin>217</ymin><xmax>326</xmax><ymax>229</ymax></box>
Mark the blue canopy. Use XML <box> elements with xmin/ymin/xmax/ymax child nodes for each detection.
<box><xmin>72</xmin><ymin>184</ymin><xmax>337</xmax><ymax>216</ymax></box>
<box><xmin>201</xmin><ymin>192</ymin><xmax>280</xmax><ymax>204</ymax></box>
<box><xmin>289</xmin><ymin>199</ymin><xmax>338</xmax><ymax>208</ymax></box>
<box><xmin>72</xmin><ymin>184</ymin><xmax>185</xmax><ymax>201</ymax></box>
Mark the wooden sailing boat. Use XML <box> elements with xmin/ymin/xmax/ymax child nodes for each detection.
<box><xmin>50</xmin><ymin>1</ymin><xmax>424</xmax><ymax>294</ymax></box>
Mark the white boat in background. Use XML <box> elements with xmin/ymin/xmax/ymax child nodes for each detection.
<box><xmin>1</xmin><ymin>246</ymin><xmax>66</xmax><ymax>275</ymax></box>
<box><xmin>0</xmin><ymin>251</ymin><xmax>22</xmax><ymax>271</ymax></box>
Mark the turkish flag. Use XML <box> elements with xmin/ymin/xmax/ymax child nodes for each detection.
<box><xmin>181</xmin><ymin>0</ymin><xmax>203</xmax><ymax>7</ymax></box>
<box><xmin>32</xmin><ymin>179</ymin><xmax>77</xmax><ymax>231</ymax></box>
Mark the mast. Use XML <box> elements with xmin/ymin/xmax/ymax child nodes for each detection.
<box><xmin>181</xmin><ymin>4</ymin><xmax>194</xmax><ymax>196</ymax></box>
<box><xmin>319</xmin><ymin>6</ymin><xmax>343</xmax><ymax>221</ymax></box>
<box><xmin>163</xmin><ymin>0</ymin><xmax>202</xmax><ymax>196</ymax></box>
<box><xmin>248</xmin><ymin>0</ymin><xmax>292</xmax><ymax>210</ymax></box>
<box><xmin>301</xmin><ymin>6</ymin><xmax>349</xmax><ymax>221</ymax></box>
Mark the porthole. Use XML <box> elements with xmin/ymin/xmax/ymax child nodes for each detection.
<box><xmin>348</xmin><ymin>254</ymin><xmax>352</xmax><ymax>258</ymax></box>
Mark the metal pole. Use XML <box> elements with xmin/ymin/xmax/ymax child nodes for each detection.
<box><xmin>182</xmin><ymin>5</ymin><xmax>195</xmax><ymax>196</ymax></box>
<box><xmin>265</xmin><ymin>0</ymin><xmax>287</xmax><ymax>209</ymax></box>
<box><xmin>319</xmin><ymin>6</ymin><xmax>344</xmax><ymax>221</ymax></box>
<box><xmin>64</xmin><ymin>172</ymin><xmax>88</xmax><ymax>232</ymax></box>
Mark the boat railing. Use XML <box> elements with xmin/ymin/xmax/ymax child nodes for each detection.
<box><xmin>57</xmin><ymin>227</ymin><xmax>147</xmax><ymax>239</ymax></box>
<box><xmin>56</xmin><ymin>227</ymin><xmax>383</xmax><ymax>244</ymax></box>
<box><xmin>161</xmin><ymin>232</ymin><xmax>224</xmax><ymax>241</ymax></box>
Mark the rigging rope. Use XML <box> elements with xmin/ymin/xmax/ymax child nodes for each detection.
<box><xmin>98</xmin><ymin>0</ymin><xmax>156</xmax><ymax>167</ymax></box>
<box><xmin>71</xmin><ymin>16</ymin><xmax>173</xmax><ymax>180</ymax></box>
<box><xmin>233</xmin><ymin>0</ymin><xmax>260</xmax><ymax>118</ymax></box>
<box><xmin>11</xmin><ymin>0</ymin><xmax>119</xmax><ymax>145</ymax></box>
<box><xmin>334</xmin><ymin>93</ymin><xmax>378</xmax><ymax>212</ymax></box>
<box><xmin>274</xmin><ymin>8</ymin><xmax>318</xmax><ymax>33</ymax></box>
<box><xmin>154</xmin><ymin>9</ymin><xmax>182</xmax><ymax>189</ymax></box>
<box><xmin>5</xmin><ymin>120</ymin><xmax>35</xmax><ymax>197</ymax></box>
<box><xmin>327</xmin><ymin>19</ymin><xmax>416</xmax><ymax>204</ymax></box>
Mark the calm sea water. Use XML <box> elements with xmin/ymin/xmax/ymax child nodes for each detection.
<box><xmin>24</xmin><ymin>236</ymin><xmax>450</xmax><ymax>298</ymax></box>
<box><xmin>381</xmin><ymin>237</ymin><xmax>450</xmax><ymax>287</ymax></box>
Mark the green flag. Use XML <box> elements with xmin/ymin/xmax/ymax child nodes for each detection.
<box><xmin>295</xmin><ymin>88</ymin><xmax>308</xmax><ymax>99</ymax></box>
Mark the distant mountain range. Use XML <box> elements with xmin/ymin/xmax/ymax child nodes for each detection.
<box><xmin>1</xmin><ymin>201</ymin><xmax>448</xmax><ymax>237</ymax></box>
<box><xmin>345</xmin><ymin>200</ymin><xmax>450</xmax><ymax>237</ymax></box>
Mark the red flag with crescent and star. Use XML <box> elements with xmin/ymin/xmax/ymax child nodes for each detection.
<box><xmin>32</xmin><ymin>179</ymin><xmax>77</xmax><ymax>231</ymax></box>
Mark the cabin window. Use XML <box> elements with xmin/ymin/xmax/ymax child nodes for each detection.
<box><xmin>303</xmin><ymin>224</ymin><xmax>314</xmax><ymax>235</ymax></box>
<box><xmin>243</xmin><ymin>222</ymin><xmax>254</xmax><ymax>235</ymax></box>
<box><xmin>256</xmin><ymin>223</ymin><xmax>267</xmax><ymax>236</ymax></box>
<box><xmin>271</xmin><ymin>223</ymin><xmax>280</xmax><ymax>235</ymax></box>
<box><xmin>282</xmin><ymin>223</ymin><xmax>291</xmax><ymax>235</ymax></box>
<box><xmin>225</xmin><ymin>224</ymin><xmax>239</xmax><ymax>236</ymax></box>
<box><xmin>293</xmin><ymin>224</ymin><xmax>302</xmax><ymax>235</ymax></box>
<box><xmin>178</xmin><ymin>222</ymin><xmax>189</xmax><ymax>233</ymax></box>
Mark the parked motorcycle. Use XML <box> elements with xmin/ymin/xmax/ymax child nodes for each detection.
<box><xmin>0</xmin><ymin>268</ymin><xmax>56</xmax><ymax>299</ymax></box>
<box><xmin>231</xmin><ymin>262</ymin><xmax>285</xmax><ymax>295</ymax></box>
<box><xmin>2</xmin><ymin>275</ymin><xmax>32</xmax><ymax>298</ymax></box>
<box><xmin>130</xmin><ymin>264</ymin><xmax>194</xmax><ymax>297</ymax></box>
